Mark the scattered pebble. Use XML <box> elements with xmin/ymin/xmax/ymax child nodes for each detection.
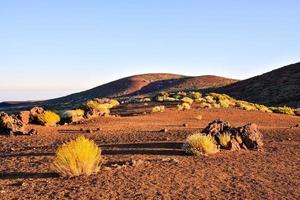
<box><xmin>160</xmin><ymin>128</ymin><xmax>168</xmax><ymax>133</ymax></box>
<box><xmin>183</xmin><ymin>123</ymin><xmax>188</xmax><ymax>127</ymax></box>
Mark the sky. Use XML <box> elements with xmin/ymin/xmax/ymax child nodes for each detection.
<box><xmin>0</xmin><ymin>0</ymin><xmax>300</xmax><ymax>101</ymax></box>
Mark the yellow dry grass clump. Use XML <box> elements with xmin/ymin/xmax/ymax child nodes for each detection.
<box><xmin>217</xmin><ymin>133</ymin><xmax>231</xmax><ymax>147</ymax></box>
<box><xmin>152</xmin><ymin>105</ymin><xmax>165</xmax><ymax>113</ymax></box>
<box><xmin>37</xmin><ymin>111</ymin><xmax>60</xmax><ymax>126</ymax></box>
<box><xmin>53</xmin><ymin>136</ymin><xmax>102</xmax><ymax>177</ymax></box>
<box><xmin>177</xmin><ymin>102</ymin><xmax>191</xmax><ymax>111</ymax></box>
<box><xmin>184</xmin><ymin>134</ymin><xmax>219</xmax><ymax>156</ymax></box>
<box><xmin>181</xmin><ymin>97</ymin><xmax>194</xmax><ymax>104</ymax></box>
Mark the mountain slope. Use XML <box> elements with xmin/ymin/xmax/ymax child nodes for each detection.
<box><xmin>0</xmin><ymin>73</ymin><xmax>237</xmax><ymax>112</ymax></box>
<box><xmin>214</xmin><ymin>62</ymin><xmax>300</xmax><ymax>107</ymax></box>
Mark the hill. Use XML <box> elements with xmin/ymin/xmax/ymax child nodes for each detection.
<box><xmin>214</xmin><ymin>62</ymin><xmax>300</xmax><ymax>107</ymax></box>
<box><xmin>0</xmin><ymin>73</ymin><xmax>237</xmax><ymax>112</ymax></box>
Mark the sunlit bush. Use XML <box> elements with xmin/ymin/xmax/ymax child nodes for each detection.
<box><xmin>181</xmin><ymin>97</ymin><xmax>194</xmax><ymax>104</ymax></box>
<box><xmin>217</xmin><ymin>133</ymin><xmax>231</xmax><ymax>147</ymax></box>
<box><xmin>189</xmin><ymin>91</ymin><xmax>202</xmax><ymax>100</ymax></box>
<box><xmin>269</xmin><ymin>106</ymin><xmax>295</xmax><ymax>115</ymax></box>
<box><xmin>53</xmin><ymin>136</ymin><xmax>102</xmax><ymax>177</ymax></box>
<box><xmin>183</xmin><ymin>134</ymin><xmax>219</xmax><ymax>156</ymax></box>
<box><xmin>37</xmin><ymin>111</ymin><xmax>60</xmax><ymax>126</ymax></box>
<box><xmin>177</xmin><ymin>102</ymin><xmax>191</xmax><ymax>111</ymax></box>
<box><xmin>62</xmin><ymin>109</ymin><xmax>84</xmax><ymax>123</ymax></box>
<box><xmin>152</xmin><ymin>105</ymin><xmax>165</xmax><ymax>113</ymax></box>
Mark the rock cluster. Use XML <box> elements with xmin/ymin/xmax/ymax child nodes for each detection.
<box><xmin>0</xmin><ymin>110</ymin><xmax>39</xmax><ymax>136</ymax></box>
<box><xmin>0</xmin><ymin>112</ymin><xmax>25</xmax><ymax>135</ymax></box>
<box><xmin>202</xmin><ymin>119</ymin><xmax>263</xmax><ymax>150</ymax></box>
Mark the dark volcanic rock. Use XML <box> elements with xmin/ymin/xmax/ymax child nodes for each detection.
<box><xmin>202</xmin><ymin>119</ymin><xmax>263</xmax><ymax>150</ymax></box>
<box><xmin>0</xmin><ymin>112</ymin><xmax>25</xmax><ymax>135</ymax></box>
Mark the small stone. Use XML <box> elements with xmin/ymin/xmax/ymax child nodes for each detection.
<box><xmin>183</xmin><ymin>123</ymin><xmax>188</xmax><ymax>127</ymax></box>
<box><xmin>0</xmin><ymin>190</ymin><xmax>5</xmax><ymax>194</ymax></box>
<box><xmin>195</xmin><ymin>115</ymin><xmax>202</xmax><ymax>120</ymax></box>
<box><xmin>80</xmin><ymin>128</ymin><xmax>84</xmax><ymax>131</ymax></box>
<box><xmin>87</xmin><ymin>129</ymin><xmax>93</xmax><ymax>134</ymax></box>
<box><xmin>28</xmin><ymin>129</ymin><xmax>38</xmax><ymax>135</ymax></box>
<box><xmin>102</xmin><ymin>167</ymin><xmax>112</xmax><ymax>171</ymax></box>
<box><xmin>160</xmin><ymin>128</ymin><xmax>168</xmax><ymax>133</ymax></box>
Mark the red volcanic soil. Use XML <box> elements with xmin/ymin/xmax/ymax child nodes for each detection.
<box><xmin>0</xmin><ymin>103</ymin><xmax>299</xmax><ymax>199</ymax></box>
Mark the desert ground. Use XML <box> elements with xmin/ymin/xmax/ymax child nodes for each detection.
<box><xmin>0</xmin><ymin>103</ymin><xmax>300</xmax><ymax>200</ymax></box>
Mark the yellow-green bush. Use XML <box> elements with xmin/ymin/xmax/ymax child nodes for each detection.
<box><xmin>86</xmin><ymin>100</ymin><xmax>111</xmax><ymax>115</ymax></box>
<box><xmin>108</xmin><ymin>99</ymin><xmax>120</xmax><ymax>107</ymax></box>
<box><xmin>183</xmin><ymin>134</ymin><xmax>219</xmax><ymax>156</ymax></box>
<box><xmin>62</xmin><ymin>109</ymin><xmax>84</xmax><ymax>123</ymax></box>
<box><xmin>269</xmin><ymin>106</ymin><xmax>295</xmax><ymax>115</ymax></box>
<box><xmin>143</xmin><ymin>97</ymin><xmax>151</xmax><ymax>102</ymax></box>
<box><xmin>209</xmin><ymin>93</ymin><xmax>232</xmax><ymax>101</ymax></box>
<box><xmin>181</xmin><ymin>97</ymin><xmax>194</xmax><ymax>104</ymax></box>
<box><xmin>219</xmin><ymin>99</ymin><xmax>230</xmax><ymax>108</ymax></box>
<box><xmin>37</xmin><ymin>111</ymin><xmax>60</xmax><ymax>126</ymax></box>
<box><xmin>235</xmin><ymin>101</ymin><xmax>257</xmax><ymax>111</ymax></box>
<box><xmin>255</xmin><ymin>104</ymin><xmax>272</xmax><ymax>113</ymax></box>
<box><xmin>189</xmin><ymin>91</ymin><xmax>202</xmax><ymax>100</ymax></box>
<box><xmin>217</xmin><ymin>133</ymin><xmax>231</xmax><ymax>147</ymax></box>
<box><xmin>152</xmin><ymin>105</ymin><xmax>165</xmax><ymax>113</ymax></box>
<box><xmin>177</xmin><ymin>102</ymin><xmax>191</xmax><ymax>111</ymax></box>
<box><xmin>53</xmin><ymin>136</ymin><xmax>102</xmax><ymax>177</ymax></box>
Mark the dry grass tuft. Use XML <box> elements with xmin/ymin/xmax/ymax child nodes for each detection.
<box><xmin>152</xmin><ymin>105</ymin><xmax>165</xmax><ymax>113</ymax></box>
<box><xmin>177</xmin><ymin>102</ymin><xmax>191</xmax><ymax>111</ymax></box>
<box><xmin>217</xmin><ymin>133</ymin><xmax>231</xmax><ymax>147</ymax></box>
<box><xmin>53</xmin><ymin>136</ymin><xmax>102</xmax><ymax>177</ymax></box>
<box><xmin>183</xmin><ymin>134</ymin><xmax>219</xmax><ymax>156</ymax></box>
<box><xmin>37</xmin><ymin>111</ymin><xmax>60</xmax><ymax>126</ymax></box>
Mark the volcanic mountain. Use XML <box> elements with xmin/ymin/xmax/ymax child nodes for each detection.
<box><xmin>0</xmin><ymin>74</ymin><xmax>237</xmax><ymax>112</ymax></box>
<box><xmin>214</xmin><ymin>62</ymin><xmax>300</xmax><ymax>107</ymax></box>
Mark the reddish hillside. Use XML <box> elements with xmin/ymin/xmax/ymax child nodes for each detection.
<box><xmin>214</xmin><ymin>62</ymin><xmax>300</xmax><ymax>107</ymax></box>
<box><xmin>0</xmin><ymin>73</ymin><xmax>236</xmax><ymax>112</ymax></box>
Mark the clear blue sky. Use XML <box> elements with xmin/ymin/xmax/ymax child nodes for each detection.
<box><xmin>1</xmin><ymin>0</ymin><xmax>299</xmax><ymax>101</ymax></box>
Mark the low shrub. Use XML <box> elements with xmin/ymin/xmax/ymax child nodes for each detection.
<box><xmin>37</xmin><ymin>111</ymin><xmax>60</xmax><ymax>126</ymax></box>
<box><xmin>62</xmin><ymin>109</ymin><xmax>84</xmax><ymax>123</ymax></box>
<box><xmin>86</xmin><ymin>100</ymin><xmax>111</xmax><ymax>115</ymax></box>
<box><xmin>152</xmin><ymin>105</ymin><xmax>165</xmax><ymax>113</ymax></box>
<box><xmin>217</xmin><ymin>133</ymin><xmax>231</xmax><ymax>147</ymax></box>
<box><xmin>183</xmin><ymin>134</ymin><xmax>219</xmax><ymax>156</ymax></box>
<box><xmin>219</xmin><ymin>99</ymin><xmax>230</xmax><ymax>108</ymax></box>
<box><xmin>235</xmin><ymin>101</ymin><xmax>257</xmax><ymax>111</ymax></box>
<box><xmin>189</xmin><ymin>91</ymin><xmax>202</xmax><ymax>100</ymax></box>
<box><xmin>181</xmin><ymin>97</ymin><xmax>194</xmax><ymax>104</ymax></box>
<box><xmin>269</xmin><ymin>106</ymin><xmax>295</xmax><ymax>115</ymax></box>
<box><xmin>209</xmin><ymin>93</ymin><xmax>232</xmax><ymax>101</ymax></box>
<box><xmin>177</xmin><ymin>102</ymin><xmax>191</xmax><ymax>111</ymax></box>
<box><xmin>108</xmin><ymin>99</ymin><xmax>120</xmax><ymax>107</ymax></box>
<box><xmin>295</xmin><ymin>108</ymin><xmax>300</xmax><ymax>116</ymax></box>
<box><xmin>53</xmin><ymin>136</ymin><xmax>102</xmax><ymax>177</ymax></box>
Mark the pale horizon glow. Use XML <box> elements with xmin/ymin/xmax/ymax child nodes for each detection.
<box><xmin>1</xmin><ymin>1</ymin><xmax>300</xmax><ymax>101</ymax></box>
